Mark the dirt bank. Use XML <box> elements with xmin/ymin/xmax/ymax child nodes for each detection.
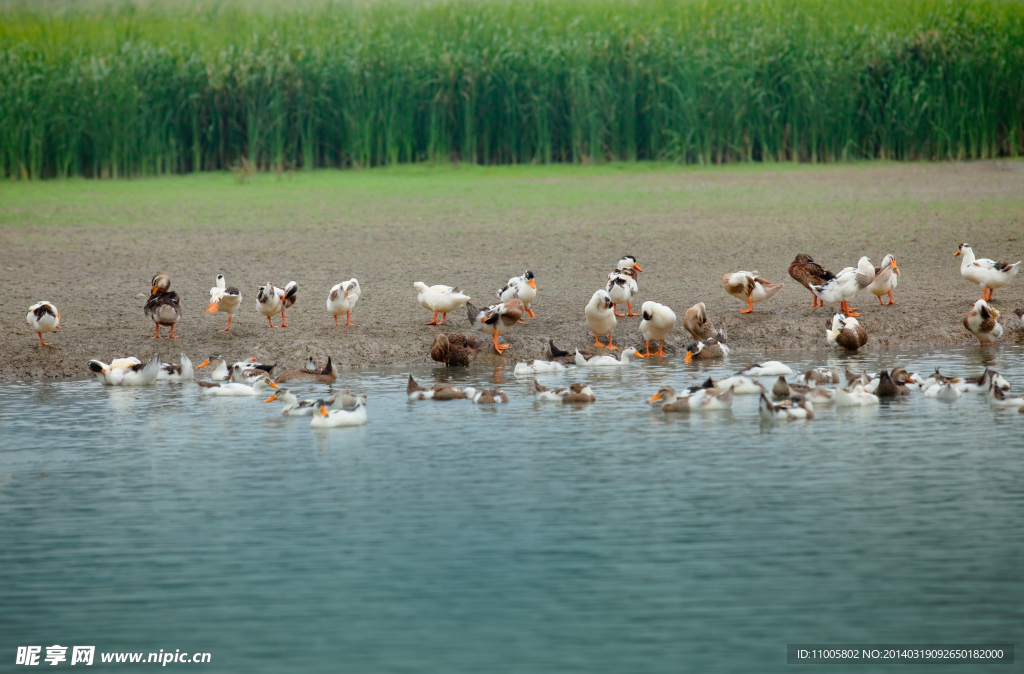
<box><xmin>2</xmin><ymin>162</ymin><xmax>1023</xmax><ymax>380</ymax></box>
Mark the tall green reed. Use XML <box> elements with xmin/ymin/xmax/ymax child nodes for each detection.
<box><xmin>1</xmin><ymin>0</ymin><xmax>1022</xmax><ymax>179</ymax></box>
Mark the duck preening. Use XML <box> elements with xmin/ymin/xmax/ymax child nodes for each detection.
<box><xmin>467</xmin><ymin>299</ymin><xmax>523</xmax><ymax>354</ymax></box>
<box><xmin>585</xmin><ymin>289</ymin><xmax>618</xmax><ymax>350</ymax></box>
<box><xmin>257</xmin><ymin>281</ymin><xmax>298</xmax><ymax>328</ymax></box>
<box><xmin>415</xmin><ymin>282</ymin><xmax>470</xmax><ymax>326</ymax></box>
<box><xmin>683</xmin><ymin>328</ymin><xmax>729</xmax><ymax>362</ymax></box>
<box><xmin>145</xmin><ymin>273</ymin><xmax>181</xmax><ymax>339</ymax></box>
<box><xmin>430</xmin><ymin>333</ymin><xmax>482</xmax><ymax>367</ymax></box>
<box><xmin>636</xmin><ymin>301</ymin><xmax>676</xmax><ymax>358</ymax></box>
<box><xmin>88</xmin><ymin>355</ymin><xmax>161</xmax><ymax>386</ymax></box>
<box><xmin>955</xmin><ymin>243</ymin><xmax>1020</xmax><ymax>301</ymax></box>
<box><xmin>548</xmin><ymin>340</ymin><xmax>594</xmax><ymax>365</ymax></box>
<box><xmin>826</xmin><ymin>313</ymin><xmax>868</xmax><ymax>351</ymax></box>
<box><xmin>156</xmin><ymin>354</ymin><xmax>194</xmax><ymax>382</ymax></box>
<box><xmin>606</xmin><ymin>255</ymin><xmax>642</xmax><ymax>316</ymax></box>
<box><xmin>498</xmin><ymin>271</ymin><xmax>537</xmax><ymax>319</ymax></box>
<box><xmin>811</xmin><ymin>256</ymin><xmax>874</xmax><ymax>317</ymax></box>
<box><xmin>327</xmin><ymin>278</ymin><xmax>361</xmax><ymax>326</ymax></box>
<box><xmin>207</xmin><ymin>274</ymin><xmax>241</xmax><ymax>331</ymax></box>
<box><xmin>722</xmin><ymin>271</ymin><xmax>783</xmax><ymax>313</ymax></box>
<box><xmin>683</xmin><ymin>302</ymin><xmax>716</xmax><ymax>341</ymax></box>
<box><xmin>26</xmin><ymin>301</ymin><xmax>60</xmax><ymax>346</ymax></box>
<box><xmin>963</xmin><ymin>299</ymin><xmax>1003</xmax><ymax>346</ymax></box>
<box><xmin>788</xmin><ymin>254</ymin><xmax>834</xmax><ymax>308</ymax></box>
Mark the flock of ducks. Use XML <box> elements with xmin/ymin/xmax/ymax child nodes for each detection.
<box><xmin>21</xmin><ymin>243</ymin><xmax>1024</xmax><ymax>426</ymax></box>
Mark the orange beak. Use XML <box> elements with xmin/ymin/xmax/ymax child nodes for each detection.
<box><xmin>197</xmin><ymin>359</ymin><xmax>210</xmax><ymax>368</ymax></box>
<box><xmin>263</xmin><ymin>394</ymin><xmax>277</xmax><ymax>402</ymax></box>
<box><xmin>528</xmin><ymin>279</ymin><xmax>536</xmax><ymax>289</ymax></box>
<box><xmin>268</xmin><ymin>381</ymin><xmax>280</xmax><ymax>389</ymax></box>
<box><xmin>890</xmin><ymin>258</ymin><xmax>897</xmax><ymax>269</ymax></box>
<box><xmin>648</xmin><ymin>392</ymin><xmax>662</xmax><ymax>402</ymax></box>
<box><xmin>634</xmin><ymin>265</ymin><xmax>642</xmax><ymax>272</ymax></box>
<box><xmin>954</xmin><ymin>250</ymin><xmax>961</xmax><ymax>257</ymax></box>
<box><xmin>684</xmin><ymin>351</ymin><xmax>693</xmax><ymax>362</ymax></box>
<box><xmin>205</xmin><ymin>301</ymin><xmax>219</xmax><ymax>313</ymax></box>
<box><xmin>151</xmin><ymin>285</ymin><xmax>160</xmax><ymax>295</ymax></box>
<box><xmin>319</xmin><ymin>405</ymin><xmax>328</xmax><ymax>416</ymax></box>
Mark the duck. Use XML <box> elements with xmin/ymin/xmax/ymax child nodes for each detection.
<box><xmin>826</xmin><ymin>313</ymin><xmax>868</xmax><ymax>351</ymax></box>
<box><xmin>959</xmin><ymin>369</ymin><xmax>1010</xmax><ymax>394</ymax></box>
<box><xmin>927</xmin><ymin>382</ymin><xmax>962</xmax><ymax>402</ymax></box>
<box><xmin>804</xmin><ymin>387</ymin><xmax>836</xmax><ymax>405</ymax></box>
<box><xmin>683</xmin><ymin>329</ymin><xmax>729</xmax><ymax>362</ymax></box>
<box><xmin>310</xmin><ymin>400</ymin><xmax>367</xmax><ymax>428</ymax></box>
<box><xmin>462</xmin><ymin>387</ymin><xmax>510</xmax><ymax>404</ymax></box>
<box><xmin>88</xmin><ymin>355</ymin><xmax>161</xmax><ymax>386</ymax></box>
<box><xmin>788</xmin><ymin>254</ymin><xmax>835</xmax><ymax>307</ymax></box>
<box><xmin>873</xmin><ymin>369</ymin><xmax>909</xmax><ymax>397</ymax></box>
<box><xmin>721</xmin><ymin>271</ymin><xmax>784</xmax><ymax>313</ymax></box>
<box><xmin>575</xmin><ymin>347</ymin><xmax>640</xmax><ymax>367</ymax></box>
<box><xmin>796</xmin><ymin>368</ymin><xmax>839</xmax><ymax>385</ymax></box>
<box><xmin>955</xmin><ymin>243</ymin><xmax>1021</xmax><ymax>300</ymax></box>
<box><xmin>867</xmin><ymin>255</ymin><xmax>900</xmax><ymax>305</ymax></box>
<box><xmin>466</xmin><ymin>299</ymin><xmax>524</xmax><ymax>354</ymax></box>
<box><xmin>263</xmin><ymin>389</ymin><xmax>319</xmax><ymax>415</ymax></box>
<box><xmin>327</xmin><ymin>390</ymin><xmax>368</xmax><ymax>409</ymax></box>
<box><xmin>497</xmin><ymin>271</ymin><xmax>537</xmax><ymax>318</ymax></box>
<box><xmin>206</xmin><ymin>274</ymin><xmax>242</xmax><ymax>331</ymax></box>
<box><xmin>327</xmin><ymin>278</ymin><xmax>361</xmax><ymax>326</ymax></box>
<box><xmin>772</xmin><ymin>377</ymin><xmax>813</xmax><ymax>398</ymax></box>
<box><xmin>636</xmin><ymin>301</ymin><xmax>676</xmax><ymax>358</ymax></box>
<box><xmin>156</xmin><ymin>354</ymin><xmax>194</xmax><ymax>382</ymax></box>
<box><xmin>145</xmin><ymin>273</ymin><xmax>182</xmax><ymax>339</ymax></box>
<box><xmin>759</xmin><ymin>393</ymin><xmax>814</xmax><ymax>420</ymax></box>
<box><xmin>275</xmin><ymin>356</ymin><xmax>337</xmax><ymax>384</ymax></box>
<box><xmin>844</xmin><ymin>366</ymin><xmax>872</xmax><ymax>387</ymax></box>
<box><xmin>414</xmin><ymin>282</ymin><xmax>470</xmax><ymax>326</ymax></box>
<box><xmin>585</xmin><ymin>289</ymin><xmax>618</xmax><ymax>350</ymax></box>
<box><xmin>739</xmin><ymin>361</ymin><xmax>793</xmax><ymax>377</ymax></box>
<box><xmin>196</xmin><ymin>355</ymin><xmax>231</xmax><ymax>381</ymax></box>
<box><xmin>605</xmin><ymin>256</ymin><xmax>642</xmax><ymax>317</ymax></box>
<box><xmin>890</xmin><ymin>367</ymin><xmax>926</xmax><ymax>389</ymax></box>
<box><xmin>406</xmin><ymin>374</ymin><xmax>466</xmax><ymax>400</ymax></box>
<box><xmin>548</xmin><ymin>340</ymin><xmax>596</xmax><ymax>365</ymax></box>
<box><xmin>533</xmin><ymin>381</ymin><xmax>596</xmax><ymax>403</ymax></box>
<box><xmin>811</xmin><ymin>256</ymin><xmax>875</xmax><ymax>317</ymax></box>
<box><xmin>988</xmin><ymin>385</ymin><xmax>1024</xmax><ymax>410</ymax></box>
<box><xmin>682</xmin><ymin>302</ymin><xmax>717</xmax><ymax>341</ymax></box>
<box><xmin>834</xmin><ymin>384</ymin><xmax>880</xmax><ymax>407</ymax></box>
<box><xmin>714</xmin><ymin>375</ymin><xmax>765</xmax><ymax>394</ymax></box>
<box><xmin>963</xmin><ymin>299</ymin><xmax>1003</xmax><ymax>346</ymax></box>
<box><xmin>197</xmin><ymin>377</ymin><xmax>279</xmax><ymax>397</ymax></box>
<box><xmin>257</xmin><ymin>282</ymin><xmax>298</xmax><ymax>328</ymax></box>
<box><xmin>920</xmin><ymin>369</ymin><xmax>957</xmax><ymax>394</ymax></box>
<box><xmin>430</xmin><ymin>333</ymin><xmax>482</xmax><ymax>367</ymax></box>
<box><xmin>231</xmin><ymin>362</ymin><xmax>274</xmax><ymax>385</ymax></box>
<box><xmin>647</xmin><ymin>386</ymin><xmax>703</xmax><ymax>413</ymax></box>
<box><xmin>514</xmin><ymin>359</ymin><xmax>569</xmax><ymax>376</ymax></box>
<box><xmin>26</xmin><ymin>301</ymin><xmax>60</xmax><ymax>346</ymax></box>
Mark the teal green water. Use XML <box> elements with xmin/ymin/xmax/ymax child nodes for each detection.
<box><xmin>2</xmin><ymin>347</ymin><xmax>1022</xmax><ymax>672</ymax></box>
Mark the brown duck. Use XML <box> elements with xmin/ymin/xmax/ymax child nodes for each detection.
<box><xmin>548</xmin><ymin>340</ymin><xmax>595</xmax><ymax>365</ymax></box>
<box><xmin>683</xmin><ymin>302</ymin><xmax>717</xmax><ymax>341</ymax></box>
<box><xmin>145</xmin><ymin>273</ymin><xmax>182</xmax><ymax>339</ymax></box>
<box><xmin>406</xmin><ymin>374</ymin><xmax>466</xmax><ymax>400</ymax></box>
<box><xmin>430</xmin><ymin>333</ymin><xmax>483</xmax><ymax>367</ymax></box>
<box><xmin>788</xmin><ymin>254</ymin><xmax>835</xmax><ymax>308</ymax></box>
<box><xmin>275</xmin><ymin>356</ymin><xmax>337</xmax><ymax>383</ymax></box>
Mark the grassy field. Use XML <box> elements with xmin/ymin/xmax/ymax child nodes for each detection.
<box><xmin>2</xmin><ymin>0</ymin><xmax>1023</xmax><ymax>179</ymax></box>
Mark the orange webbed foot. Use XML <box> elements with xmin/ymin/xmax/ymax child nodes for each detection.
<box><xmin>526</xmin><ymin>308</ymin><xmax>536</xmax><ymax>318</ymax></box>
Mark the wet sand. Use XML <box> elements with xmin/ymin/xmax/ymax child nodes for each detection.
<box><xmin>2</xmin><ymin>161</ymin><xmax>1023</xmax><ymax>380</ymax></box>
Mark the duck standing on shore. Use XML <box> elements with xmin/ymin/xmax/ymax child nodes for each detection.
<box><xmin>327</xmin><ymin>278</ymin><xmax>361</xmax><ymax>326</ymax></box>
<box><xmin>585</xmin><ymin>289</ymin><xmax>618</xmax><ymax>350</ymax></box>
<box><xmin>606</xmin><ymin>256</ymin><xmax>641</xmax><ymax>317</ymax></box>
<box><xmin>955</xmin><ymin>243</ymin><xmax>1020</xmax><ymax>301</ymax></box>
<box><xmin>257</xmin><ymin>282</ymin><xmax>297</xmax><ymax>328</ymax></box>
<box><xmin>466</xmin><ymin>298</ymin><xmax>524</xmax><ymax>354</ymax></box>
<box><xmin>811</xmin><ymin>256</ymin><xmax>874</xmax><ymax>317</ymax></box>
<box><xmin>497</xmin><ymin>271</ymin><xmax>537</xmax><ymax>319</ymax></box>
<box><xmin>26</xmin><ymin>301</ymin><xmax>60</xmax><ymax>346</ymax></box>
<box><xmin>867</xmin><ymin>255</ymin><xmax>900</xmax><ymax>305</ymax></box>
<box><xmin>145</xmin><ymin>273</ymin><xmax>181</xmax><ymax>339</ymax></box>
<box><xmin>963</xmin><ymin>299</ymin><xmax>1003</xmax><ymax>346</ymax></box>
<box><xmin>722</xmin><ymin>271</ymin><xmax>784</xmax><ymax>313</ymax></box>
<box><xmin>636</xmin><ymin>301</ymin><xmax>676</xmax><ymax>358</ymax></box>
<box><xmin>414</xmin><ymin>282</ymin><xmax>470</xmax><ymax>326</ymax></box>
<box><xmin>788</xmin><ymin>254</ymin><xmax>834</xmax><ymax>308</ymax></box>
<box><xmin>206</xmin><ymin>274</ymin><xmax>241</xmax><ymax>331</ymax></box>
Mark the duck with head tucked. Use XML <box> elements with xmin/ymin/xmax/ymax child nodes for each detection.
<box><xmin>145</xmin><ymin>273</ymin><xmax>181</xmax><ymax>339</ymax></box>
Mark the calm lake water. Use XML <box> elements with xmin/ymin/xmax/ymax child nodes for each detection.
<box><xmin>2</xmin><ymin>347</ymin><xmax>1022</xmax><ymax>672</ymax></box>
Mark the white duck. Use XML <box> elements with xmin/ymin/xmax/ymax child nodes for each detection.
<box><xmin>327</xmin><ymin>278</ymin><xmax>361</xmax><ymax>326</ymax></box>
<box><xmin>310</xmin><ymin>400</ymin><xmax>367</xmax><ymax>428</ymax></box>
<box><xmin>498</xmin><ymin>271</ymin><xmax>537</xmax><ymax>318</ymax></box>
<box><xmin>738</xmin><ymin>362</ymin><xmax>793</xmax><ymax>377</ymax></box>
<box><xmin>955</xmin><ymin>243</ymin><xmax>1020</xmax><ymax>300</ymax></box>
<box><xmin>196</xmin><ymin>355</ymin><xmax>231</xmax><ymax>381</ymax></box>
<box><xmin>923</xmin><ymin>381</ymin><xmax>961</xmax><ymax>401</ymax></box>
<box><xmin>606</xmin><ymin>255</ymin><xmax>641</xmax><ymax>316</ymax></box>
<box><xmin>636</xmin><ymin>301</ymin><xmax>676</xmax><ymax>358</ymax></box>
<box><xmin>963</xmin><ymin>299</ymin><xmax>1003</xmax><ymax>346</ymax></box>
<box><xmin>575</xmin><ymin>347</ymin><xmax>640</xmax><ymax>366</ymax></box>
<box><xmin>714</xmin><ymin>375</ymin><xmax>765</xmax><ymax>394</ymax></box>
<box><xmin>721</xmin><ymin>271</ymin><xmax>784</xmax><ymax>313</ymax></box>
<box><xmin>811</xmin><ymin>256</ymin><xmax>875</xmax><ymax>317</ymax></box>
<box><xmin>462</xmin><ymin>387</ymin><xmax>510</xmax><ymax>404</ymax></box>
<box><xmin>988</xmin><ymin>386</ymin><xmax>1024</xmax><ymax>410</ymax></box>
<box><xmin>26</xmin><ymin>301</ymin><xmax>60</xmax><ymax>346</ymax></box>
<box><xmin>414</xmin><ymin>282</ymin><xmax>470</xmax><ymax>325</ymax></box>
<box><xmin>834</xmin><ymin>384</ymin><xmax>880</xmax><ymax>407</ymax></box>
<box><xmin>156</xmin><ymin>354</ymin><xmax>194</xmax><ymax>382</ymax></box>
<box><xmin>866</xmin><ymin>255</ymin><xmax>900</xmax><ymax>306</ymax></box>
<box><xmin>257</xmin><ymin>281</ymin><xmax>297</xmax><ymax>328</ymax></box>
<box><xmin>585</xmin><ymin>289</ymin><xmax>618</xmax><ymax>350</ymax></box>
<box><xmin>88</xmin><ymin>355</ymin><xmax>161</xmax><ymax>386</ymax></box>
<box><xmin>514</xmin><ymin>360</ymin><xmax>568</xmax><ymax>376</ymax></box>
<box><xmin>206</xmin><ymin>274</ymin><xmax>242</xmax><ymax>331</ymax></box>
<box><xmin>263</xmin><ymin>389</ymin><xmax>319</xmax><ymax>416</ymax></box>
<box><xmin>197</xmin><ymin>377</ymin><xmax>279</xmax><ymax>397</ymax></box>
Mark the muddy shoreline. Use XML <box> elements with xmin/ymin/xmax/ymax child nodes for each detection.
<box><xmin>2</xmin><ymin>162</ymin><xmax>1023</xmax><ymax>380</ymax></box>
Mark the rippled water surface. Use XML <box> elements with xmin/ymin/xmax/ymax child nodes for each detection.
<box><xmin>2</xmin><ymin>347</ymin><xmax>1023</xmax><ymax>672</ymax></box>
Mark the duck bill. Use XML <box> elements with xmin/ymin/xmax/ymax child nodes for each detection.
<box><xmin>268</xmin><ymin>381</ymin><xmax>280</xmax><ymax>389</ymax></box>
<box><xmin>954</xmin><ymin>250</ymin><xmax>961</xmax><ymax>257</ymax></box>
<box><xmin>647</xmin><ymin>393</ymin><xmax>662</xmax><ymax>402</ymax></box>
<box><xmin>528</xmin><ymin>279</ymin><xmax>536</xmax><ymax>289</ymax></box>
<box><xmin>263</xmin><ymin>394</ymin><xmax>277</xmax><ymax>403</ymax></box>
<box><xmin>151</xmin><ymin>285</ymin><xmax>160</xmax><ymax>295</ymax></box>
<box><xmin>205</xmin><ymin>301</ymin><xmax>219</xmax><ymax>313</ymax></box>
<box><xmin>197</xmin><ymin>359</ymin><xmax>210</xmax><ymax>368</ymax></box>
<box><xmin>319</xmin><ymin>405</ymin><xmax>329</xmax><ymax>416</ymax></box>
<box><xmin>684</xmin><ymin>351</ymin><xmax>693</xmax><ymax>362</ymax></box>
<box><xmin>890</xmin><ymin>258</ymin><xmax>898</xmax><ymax>269</ymax></box>
<box><xmin>634</xmin><ymin>265</ymin><xmax>642</xmax><ymax>272</ymax></box>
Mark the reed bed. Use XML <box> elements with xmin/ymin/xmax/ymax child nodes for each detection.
<box><xmin>2</xmin><ymin>0</ymin><xmax>1023</xmax><ymax>179</ymax></box>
